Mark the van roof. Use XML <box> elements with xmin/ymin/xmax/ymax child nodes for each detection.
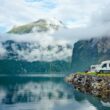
<box><xmin>101</xmin><ymin>60</ymin><xmax>110</xmax><ymax>63</ymax></box>
<box><xmin>91</xmin><ymin>64</ymin><xmax>99</xmax><ymax>67</ymax></box>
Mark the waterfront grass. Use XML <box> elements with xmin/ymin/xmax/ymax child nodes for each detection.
<box><xmin>77</xmin><ymin>72</ymin><xmax>97</xmax><ymax>75</ymax></box>
<box><xmin>77</xmin><ymin>72</ymin><xmax>110</xmax><ymax>76</ymax></box>
<box><xmin>97</xmin><ymin>73</ymin><xmax>110</xmax><ymax>77</ymax></box>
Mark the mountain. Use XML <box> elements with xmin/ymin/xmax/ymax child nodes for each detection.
<box><xmin>71</xmin><ymin>37</ymin><xmax>110</xmax><ymax>72</ymax></box>
<box><xmin>0</xmin><ymin>18</ymin><xmax>72</xmax><ymax>74</ymax></box>
<box><xmin>8</xmin><ymin>18</ymin><xmax>65</xmax><ymax>34</ymax></box>
<box><xmin>0</xmin><ymin>39</ymin><xmax>72</xmax><ymax>74</ymax></box>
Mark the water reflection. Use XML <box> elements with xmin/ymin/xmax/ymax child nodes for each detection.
<box><xmin>0</xmin><ymin>76</ymin><xmax>110</xmax><ymax>110</ymax></box>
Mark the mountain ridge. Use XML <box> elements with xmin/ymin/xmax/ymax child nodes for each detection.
<box><xmin>8</xmin><ymin>18</ymin><xmax>66</xmax><ymax>34</ymax></box>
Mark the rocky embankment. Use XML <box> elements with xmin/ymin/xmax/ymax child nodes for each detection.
<box><xmin>65</xmin><ymin>74</ymin><xmax>110</xmax><ymax>102</ymax></box>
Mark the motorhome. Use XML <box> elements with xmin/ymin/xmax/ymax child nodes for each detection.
<box><xmin>89</xmin><ymin>64</ymin><xmax>99</xmax><ymax>72</ymax></box>
<box><xmin>89</xmin><ymin>60</ymin><xmax>110</xmax><ymax>73</ymax></box>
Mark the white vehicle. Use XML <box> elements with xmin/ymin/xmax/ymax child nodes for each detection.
<box><xmin>89</xmin><ymin>60</ymin><xmax>110</xmax><ymax>73</ymax></box>
<box><xmin>89</xmin><ymin>64</ymin><xmax>100</xmax><ymax>72</ymax></box>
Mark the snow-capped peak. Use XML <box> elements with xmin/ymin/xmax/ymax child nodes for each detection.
<box><xmin>32</xmin><ymin>18</ymin><xmax>66</xmax><ymax>34</ymax></box>
<box><xmin>43</xmin><ymin>18</ymin><xmax>65</xmax><ymax>28</ymax></box>
<box><xmin>9</xmin><ymin>18</ymin><xmax>66</xmax><ymax>34</ymax></box>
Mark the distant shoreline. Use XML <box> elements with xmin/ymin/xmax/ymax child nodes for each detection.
<box><xmin>0</xmin><ymin>74</ymin><xmax>65</xmax><ymax>78</ymax></box>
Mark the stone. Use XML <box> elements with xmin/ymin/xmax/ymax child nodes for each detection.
<box><xmin>66</xmin><ymin>74</ymin><xmax>110</xmax><ymax>102</ymax></box>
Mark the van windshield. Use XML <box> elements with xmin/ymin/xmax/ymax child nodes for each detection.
<box><xmin>102</xmin><ymin>63</ymin><xmax>107</xmax><ymax>68</ymax></box>
<box><xmin>91</xmin><ymin>67</ymin><xmax>95</xmax><ymax>69</ymax></box>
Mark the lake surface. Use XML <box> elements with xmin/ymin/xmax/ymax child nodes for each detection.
<box><xmin>0</xmin><ymin>75</ymin><xmax>110</xmax><ymax>110</ymax></box>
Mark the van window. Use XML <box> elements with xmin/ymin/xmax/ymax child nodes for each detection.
<box><xmin>91</xmin><ymin>67</ymin><xmax>95</xmax><ymax>69</ymax></box>
<box><xmin>109</xmin><ymin>63</ymin><xmax>110</xmax><ymax>67</ymax></box>
<box><xmin>102</xmin><ymin>64</ymin><xmax>107</xmax><ymax>68</ymax></box>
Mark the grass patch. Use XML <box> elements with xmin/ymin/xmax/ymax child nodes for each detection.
<box><xmin>77</xmin><ymin>72</ymin><xmax>97</xmax><ymax>75</ymax></box>
<box><xmin>97</xmin><ymin>74</ymin><xmax>110</xmax><ymax>77</ymax></box>
<box><xmin>77</xmin><ymin>72</ymin><xmax>110</xmax><ymax>76</ymax></box>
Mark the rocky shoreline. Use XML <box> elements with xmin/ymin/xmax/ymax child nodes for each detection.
<box><xmin>65</xmin><ymin>74</ymin><xmax>110</xmax><ymax>102</ymax></box>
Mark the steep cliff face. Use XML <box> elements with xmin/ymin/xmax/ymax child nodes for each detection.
<box><xmin>71</xmin><ymin>37</ymin><xmax>110</xmax><ymax>72</ymax></box>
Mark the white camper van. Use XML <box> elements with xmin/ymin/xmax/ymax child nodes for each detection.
<box><xmin>89</xmin><ymin>64</ymin><xmax>99</xmax><ymax>72</ymax></box>
<box><xmin>89</xmin><ymin>60</ymin><xmax>110</xmax><ymax>73</ymax></box>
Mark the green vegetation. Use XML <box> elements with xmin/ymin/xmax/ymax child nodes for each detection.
<box><xmin>77</xmin><ymin>72</ymin><xmax>97</xmax><ymax>75</ymax></box>
<box><xmin>0</xmin><ymin>59</ymin><xmax>71</xmax><ymax>75</ymax></box>
<box><xmin>77</xmin><ymin>72</ymin><xmax>110</xmax><ymax>76</ymax></box>
<box><xmin>8</xmin><ymin>19</ymin><xmax>59</xmax><ymax>34</ymax></box>
<box><xmin>97</xmin><ymin>74</ymin><xmax>110</xmax><ymax>77</ymax></box>
<box><xmin>8</xmin><ymin>21</ymin><xmax>48</xmax><ymax>34</ymax></box>
<box><xmin>9</xmin><ymin>24</ymin><xmax>34</xmax><ymax>34</ymax></box>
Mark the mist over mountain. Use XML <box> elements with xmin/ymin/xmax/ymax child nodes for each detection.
<box><xmin>0</xmin><ymin>39</ymin><xmax>72</xmax><ymax>62</ymax></box>
<box><xmin>0</xmin><ymin>18</ymin><xmax>72</xmax><ymax>61</ymax></box>
<box><xmin>0</xmin><ymin>18</ymin><xmax>72</xmax><ymax>74</ymax></box>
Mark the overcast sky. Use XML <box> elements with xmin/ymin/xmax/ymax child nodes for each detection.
<box><xmin>0</xmin><ymin>0</ymin><xmax>110</xmax><ymax>40</ymax></box>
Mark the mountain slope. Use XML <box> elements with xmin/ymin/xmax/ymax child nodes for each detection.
<box><xmin>0</xmin><ymin>59</ymin><xmax>71</xmax><ymax>74</ymax></box>
<box><xmin>71</xmin><ymin>37</ymin><xmax>110</xmax><ymax>72</ymax></box>
<box><xmin>0</xmin><ymin>18</ymin><xmax>73</xmax><ymax>74</ymax></box>
<box><xmin>0</xmin><ymin>38</ymin><xmax>72</xmax><ymax>74</ymax></box>
<box><xmin>8</xmin><ymin>18</ymin><xmax>65</xmax><ymax>34</ymax></box>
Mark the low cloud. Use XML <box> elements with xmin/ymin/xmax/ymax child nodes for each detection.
<box><xmin>54</xmin><ymin>3</ymin><xmax>110</xmax><ymax>42</ymax></box>
<box><xmin>54</xmin><ymin>23</ymin><xmax>110</xmax><ymax>42</ymax></box>
<box><xmin>1</xmin><ymin>0</ymin><xmax>110</xmax><ymax>32</ymax></box>
<box><xmin>0</xmin><ymin>43</ymin><xmax>7</xmax><ymax>57</ymax></box>
<box><xmin>0</xmin><ymin>33</ymin><xmax>72</xmax><ymax>62</ymax></box>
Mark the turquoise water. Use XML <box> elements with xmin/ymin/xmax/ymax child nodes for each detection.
<box><xmin>0</xmin><ymin>75</ymin><xmax>110</xmax><ymax>110</ymax></box>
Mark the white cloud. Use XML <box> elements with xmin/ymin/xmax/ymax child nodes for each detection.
<box><xmin>0</xmin><ymin>33</ymin><xmax>72</xmax><ymax>62</ymax></box>
<box><xmin>53</xmin><ymin>0</ymin><xmax>110</xmax><ymax>41</ymax></box>
<box><xmin>0</xmin><ymin>0</ymin><xmax>110</xmax><ymax>32</ymax></box>
<box><xmin>0</xmin><ymin>0</ymin><xmax>110</xmax><ymax>42</ymax></box>
<box><xmin>0</xmin><ymin>43</ymin><xmax>7</xmax><ymax>57</ymax></box>
<box><xmin>54</xmin><ymin>23</ymin><xmax>110</xmax><ymax>42</ymax></box>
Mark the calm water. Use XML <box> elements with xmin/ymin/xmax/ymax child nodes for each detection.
<box><xmin>0</xmin><ymin>75</ymin><xmax>110</xmax><ymax>110</ymax></box>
